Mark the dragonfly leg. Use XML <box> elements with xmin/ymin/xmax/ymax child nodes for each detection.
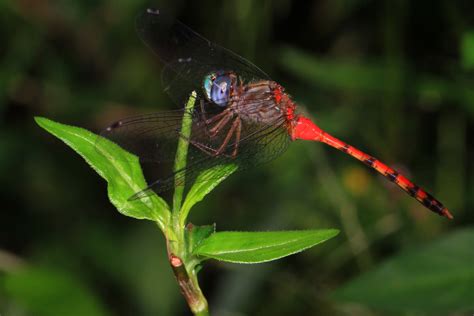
<box><xmin>197</xmin><ymin>108</ymin><xmax>232</xmax><ymax>138</ymax></box>
<box><xmin>197</xmin><ymin>100</ymin><xmax>215</xmax><ymax>138</ymax></box>
<box><xmin>199</xmin><ymin>99</ymin><xmax>208</xmax><ymax>122</ymax></box>
<box><xmin>179</xmin><ymin>113</ymin><xmax>239</xmax><ymax>158</ymax></box>
<box><xmin>177</xmin><ymin>131</ymin><xmax>220</xmax><ymax>156</ymax></box>
<box><xmin>205</xmin><ymin>108</ymin><xmax>229</xmax><ymax>125</ymax></box>
<box><xmin>176</xmin><ymin>127</ymin><xmax>232</xmax><ymax>157</ymax></box>
<box><xmin>231</xmin><ymin>117</ymin><xmax>242</xmax><ymax>157</ymax></box>
<box><xmin>209</xmin><ymin>111</ymin><xmax>233</xmax><ymax>137</ymax></box>
<box><xmin>199</xmin><ymin>99</ymin><xmax>226</xmax><ymax>124</ymax></box>
<box><xmin>187</xmin><ymin>138</ymin><xmax>234</xmax><ymax>158</ymax></box>
<box><xmin>215</xmin><ymin>117</ymin><xmax>240</xmax><ymax>156</ymax></box>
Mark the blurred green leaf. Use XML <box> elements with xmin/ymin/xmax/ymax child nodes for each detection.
<box><xmin>34</xmin><ymin>117</ymin><xmax>170</xmax><ymax>230</ymax></box>
<box><xmin>4</xmin><ymin>267</ymin><xmax>108</xmax><ymax>316</ymax></box>
<box><xmin>180</xmin><ymin>164</ymin><xmax>238</xmax><ymax>226</ymax></box>
<box><xmin>332</xmin><ymin>227</ymin><xmax>474</xmax><ymax>313</ymax></box>
<box><xmin>278</xmin><ymin>46</ymin><xmax>390</xmax><ymax>93</ymax></box>
<box><xmin>461</xmin><ymin>31</ymin><xmax>474</xmax><ymax>70</ymax></box>
<box><xmin>278</xmin><ymin>46</ymin><xmax>474</xmax><ymax>114</ymax></box>
<box><xmin>194</xmin><ymin>229</ymin><xmax>339</xmax><ymax>264</ymax></box>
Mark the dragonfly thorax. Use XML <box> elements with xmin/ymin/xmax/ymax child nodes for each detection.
<box><xmin>230</xmin><ymin>80</ymin><xmax>293</xmax><ymax>125</ymax></box>
<box><xmin>203</xmin><ymin>72</ymin><xmax>292</xmax><ymax>125</ymax></box>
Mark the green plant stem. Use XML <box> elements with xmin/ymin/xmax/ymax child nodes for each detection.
<box><xmin>172</xmin><ymin>91</ymin><xmax>197</xmax><ymax>215</ymax></box>
<box><xmin>170</xmin><ymin>91</ymin><xmax>196</xmax><ymax>255</ymax></box>
<box><xmin>167</xmin><ymin>92</ymin><xmax>209</xmax><ymax>315</ymax></box>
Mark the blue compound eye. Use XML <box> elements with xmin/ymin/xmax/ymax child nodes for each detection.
<box><xmin>203</xmin><ymin>73</ymin><xmax>234</xmax><ymax>107</ymax></box>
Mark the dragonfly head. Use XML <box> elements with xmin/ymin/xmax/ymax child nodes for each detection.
<box><xmin>203</xmin><ymin>71</ymin><xmax>237</xmax><ymax>107</ymax></box>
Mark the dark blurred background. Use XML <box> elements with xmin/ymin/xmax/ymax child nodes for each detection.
<box><xmin>1</xmin><ymin>0</ymin><xmax>473</xmax><ymax>315</ymax></box>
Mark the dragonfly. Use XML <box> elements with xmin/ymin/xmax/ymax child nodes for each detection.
<box><xmin>100</xmin><ymin>8</ymin><xmax>453</xmax><ymax>220</ymax></box>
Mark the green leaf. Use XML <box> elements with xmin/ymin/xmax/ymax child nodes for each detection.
<box><xmin>332</xmin><ymin>228</ymin><xmax>474</xmax><ymax>313</ymax></box>
<box><xmin>193</xmin><ymin>229</ymin><xmax>339</xmax><ymax>264</ymax></box>
<box><xmin>179</xmin><ymin>164</ymin><xmax>238</xmax><ymax>226</ymax></box>
<box><xmin>4</xmin><ymin>267</ymin><xmax>109</xmax><ymax>316</ymax></box>
<box><xmin>35</xmin><ymin>117</ymin><xmax>170</xmax><ymax>230</ymax></box>
<box><xmin>185</xmin><ymin>224</ymin><xmax>216</xmax><ymax>254</ymax></box>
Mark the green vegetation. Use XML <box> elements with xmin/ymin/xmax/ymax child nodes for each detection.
<box><xmin>34</xmin><ymin>94</ymin><xmax>339</xmax><ymax>314</ymax></box>
<box><xmin>1</xmin><ymin>1</ymin><xmax>472</xmax><ymax>315</ymax></box>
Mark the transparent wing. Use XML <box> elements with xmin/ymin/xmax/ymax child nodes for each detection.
<box><xmin>141</xmin><ymin>115</ymin><xmax>291</xmax><ymax>195</ymax></box>
<box><xmin>97</xmin><ymin>109</ymin><xmax>189</xmax><ymax>164</ymax></box>
<box><xmin>102</xmin><ymin>10</ymin><xmax>287</xmax><ymax>197</ymax></box>
<box><xmin>98</xmin><ymin>108</ymin><xmax>290</xmax><ymax>196</ymax></box>
<box><xmin>136</xmin><ymin>8</ymin><xmax>271</xmax><ymax>106</ymax></box>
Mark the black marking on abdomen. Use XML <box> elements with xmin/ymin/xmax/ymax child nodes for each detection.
<box><xmin>422</xmin><ymin>197</ymin><xmax>433</xmax><ymax>208</ymax></box>
<box><xmin>386</xmin><ymin>170</ymin><xmax>399</xmax><ymax>182</ymax></box>
<box><xmin>423</xmin><ymin>193</ymin><xmax>444</xmax><ymax>214</ymax></box>
<box><xmin>342</xmin><ymin>144</ymin><xmax>350</xmax><ymax>153</ymax></box>
<box><xmin>431</xmin><ymin>202</ymin><xmax>444</xmax><ymax>214</ymax></box>
<box><xmin>408</xmin><ymin>185</ymin><xmax>420</xmax><ymax>197</ymax></box>
<box><xmin>364</xmin><ymin>157</ymin><xmax>376</xmax><ymax>167</ymax></box>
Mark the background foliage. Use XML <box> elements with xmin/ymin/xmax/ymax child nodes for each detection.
<box><xmin>1</xmin><ymin>0</ymin><xmax>473</xmax><ymax>315</ymax></box>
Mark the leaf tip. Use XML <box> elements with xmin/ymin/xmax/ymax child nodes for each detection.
<box><xmin>329</xmin><ymin>229</ymin><xmax>340</xmax><ymax>237</ymax></box>
<box><xmin>34</xmin><ymin>116</ymin><xmax>48</xmax><ymax>126</ymax></box>
<box><xmin>34</xmin><ymin>117</ymin><xmax>57</xmax><ymax>133</ymax></box>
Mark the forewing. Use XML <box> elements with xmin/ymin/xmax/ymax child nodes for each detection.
<box><xmin>98</xmin><ymin>9</ymin><xmax>287</xmax><ymax>198</ymax></box>
<box><xmin>136</xmin><ymin>8</ymin><xmax>271</xmax><ymax>106</ymax></box>
<box><xmin>97</xmin><ymin>110</ymin><xmax>188</xmax><ymax>164</ymax></box>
